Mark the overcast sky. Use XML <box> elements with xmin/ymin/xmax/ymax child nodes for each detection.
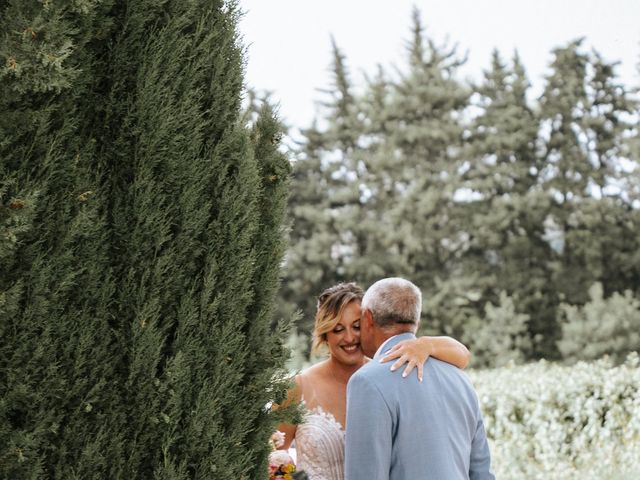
<box><xmin>239</xmin><ymin>0</ymin><xmax>640</xmax><ymax>132</ymax></box>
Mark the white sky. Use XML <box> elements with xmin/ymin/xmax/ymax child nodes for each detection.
<box><xmin>239</xmin><ymin>0</ymin><xmax>640</xmax><ymax>132</ymax></box>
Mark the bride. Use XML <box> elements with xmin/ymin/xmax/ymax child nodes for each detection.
<box><xmin>276</xmin><ymin>282</ymin><xmax>470</xmax><ymax>480</ymax></box>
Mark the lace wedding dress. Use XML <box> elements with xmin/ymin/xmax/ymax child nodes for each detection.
<box><xmin>295</xmin><ymin>405</ymin><xmax>345</xmax><ymax>480</ymax></box>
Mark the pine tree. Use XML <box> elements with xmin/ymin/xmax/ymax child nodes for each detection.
<box><xmin>279</xmin><ymin>39</ymin><xmax>363</xmax><ymax>333</ymax></box>
<box><xmin>331</xmin><ymin>7</ymin><xmax>471</xmax><ymax>305</ymax></box>
<box><xmin>570</xmin><ymin>52</ymin><xmax>639</xmax><ymax>297</ymax></box>
<box><xmin>539</xmin><ymin>40</ymin><xmax>639</xmax><ymax>308</ymax></box>
<box><xmin>460</xmin><ymin>50</ymin><xmax>558</xmax><ymax>358</ymax></box>
<box><xmin>282</xmin><ymin>8</ymin><xmax>471</xmax><ymax>339</ymax></box>
<box><xmin>1</xmin><ymin>1</ymin><xmax>291</xmax><ymax>478</ymax></box>
<box><xmin>376</xmin><ymin>9</ymin><xmax>469</xmax><ymax>336</ymax></box>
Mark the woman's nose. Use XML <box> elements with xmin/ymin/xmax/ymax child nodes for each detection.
<box><xmin>344</xmin><ymin>328</ymin><xmax>356</xmax><ymax>343</ymax></box>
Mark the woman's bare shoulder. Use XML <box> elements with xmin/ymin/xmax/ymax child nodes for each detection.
<box><xmin>296</xmin><ymin>360</ymin><xmax>330</xmax><ymax>392</ymax></box>
<box><xmin>299</xmin><ymin>359</ymin><xmax>329</xmax><ymax>377</ymax></box>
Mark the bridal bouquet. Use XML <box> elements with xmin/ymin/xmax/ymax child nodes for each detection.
<box><xmin>268</xmin><ymin>431</ymin><xmax>297</xmax><ymax>480</ymax></box>
<box><xmin>268</xmin><ymin>449</ymin><xmax>296</xmax><ymax>480</ymax></box>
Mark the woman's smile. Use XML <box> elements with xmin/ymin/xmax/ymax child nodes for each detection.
<box><xmin>341</xmin><ymin>344</ymin><xmax>360</xmax><ymax>354</ymax></box>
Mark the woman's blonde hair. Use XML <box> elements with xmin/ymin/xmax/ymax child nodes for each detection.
<box><xmin>312</xmin><ymin>282</ymin><xmax>364</xmax><ymax>354</ymax></box>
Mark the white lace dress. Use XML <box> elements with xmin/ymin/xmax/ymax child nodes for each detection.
<box><xmin>295</xmin><ymin>405</ymin><xmax>346</xmax><ymax>480</ymax></box>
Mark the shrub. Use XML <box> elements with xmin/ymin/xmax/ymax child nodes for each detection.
<box><xmin>465</xmin><ymin>291</ymin><xmax>532</xmax><ymax>368</ymax></box>
<box><xmin>470</xmin><ymin>354</ymin><xmax>640</xmax><ymax>479</ymax></box>
<box><xmin>557</xmin><ymin>283</ymin><xmax>640</xmax><ymax>363</ymax></box>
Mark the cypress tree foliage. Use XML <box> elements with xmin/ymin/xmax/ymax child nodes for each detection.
<box><xmin>1</xmin><ymin>1</ymin><xmax>291</xmax><ymax>478</ymax></box>
<box><xmin>1</xmin><ymin>2</ymin><xmax>123</xmax><ymax>477</ymax></box>
<box><xmin>241</xmin><ymin>103</ymin><xmax>294</xmax><ymax>478</ymax></box>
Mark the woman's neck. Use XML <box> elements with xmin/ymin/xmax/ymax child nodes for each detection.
<box><xmin>326</xmin><ymin>356</ymin><xmax>366</xmax><ymax>385</ymax></box>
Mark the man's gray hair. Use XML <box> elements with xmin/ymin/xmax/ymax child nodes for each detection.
<box><xmin>361</xmin><ymin>277</ymin><xmax>422</xmax><ymax>328</ymax></box>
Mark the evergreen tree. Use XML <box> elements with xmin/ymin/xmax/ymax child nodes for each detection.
<box><xmin>278</xmin><ymin>12</ymin><xmax>640</xmax><ymax>366</ymax></box>
<box><xmin>539</xmin><ymin>40</ymin><xmax>639</xmax><ymax>311</ymax></box>
<box><xmin>279</xmin><ymin>39</ymin><xmax>363</xmax><ymax>333</ymax></box>
<box><xmin>539</xmin><ymin>40</ymin><xmax>592</xmax><ymax>205</ymax></box>
<box><xmin>345</xmin><ymin>8</ymin><xmax>470</xmax><ymax>327</ymax></box>
<box><xmin>570</xmin><ymin>52</ymin><xmax>639</xmax><ymax>296</ymax></box>
<box><xmin>1</xmin><ymin>1</ymin><xmax>291</xmax><ymax>478</ymax></box>
<box><xmin>1</xmin><ymin>2</ymin><xmax>123</xmax><ymax>477</ymax></box>
<box><xmin>283</xmin><ymin>9</ymin><xmax>470</xmax><ymax>339</ymax></box>
<box><xmin>460</xmin><ymin>50</ymin><xmax>558</xmax><ymax>358</ymax></box>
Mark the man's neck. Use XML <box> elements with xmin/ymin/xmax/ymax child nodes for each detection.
<box><xmin>371</xmin><ymin>327</ymin><xmax>415</xmax><ymax>356</ymax></box>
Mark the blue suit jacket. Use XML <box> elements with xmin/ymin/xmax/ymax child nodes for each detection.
<box><xmin>345</xmin><ymin>333</ymin><xmax>495</xmax><ymax>480</ymax></box>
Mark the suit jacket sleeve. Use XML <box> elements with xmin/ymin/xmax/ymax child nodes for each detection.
<box><xmin>469</xmin><ymin>412</ymin><xmax>495</xmax><ymax>480</ymax></box>
<box><xmin>344</xmin><ymin>372</ymin><xmax>393</xmax><ymax>480</ymax></box>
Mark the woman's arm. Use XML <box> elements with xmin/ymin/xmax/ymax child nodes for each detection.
<box><xmin>274</xmin><ymin>422</ymin><xmax>297</xmax><ymax>450</ymax></box>
<box><xmin>379</xmin><ymin>336</ymin><xmax>471</xmax><ymax>382</ymax></box>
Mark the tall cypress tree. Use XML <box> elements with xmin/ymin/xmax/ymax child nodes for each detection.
<box><xmin>1</xmin><ymin>1</ymin><xmax>291</xmax><ymax>478</ymax></box>
<box><xmin>1</xmin><ymin>2</ymin><xmax>123</xmax><ymax>477</ymax></box>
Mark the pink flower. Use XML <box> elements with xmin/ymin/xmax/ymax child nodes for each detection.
<box><xmin>269</xmin><ymin>449</ymin><xmax>294</xmax><ymax>467</ymax></box>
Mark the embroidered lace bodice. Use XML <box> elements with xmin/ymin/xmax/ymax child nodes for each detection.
<box><xmin>295</xmin><ymin>405</ymin><xmax>345</xmax><ymax>480</ymax></box>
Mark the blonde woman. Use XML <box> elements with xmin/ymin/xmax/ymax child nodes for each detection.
<box><xmin>277</xmin><ymin>283</ymin><xmax>470</xmax><ymax>480</ymax></box>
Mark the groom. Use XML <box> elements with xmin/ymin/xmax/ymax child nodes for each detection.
<box><xmin>344</xmin><ymin>277</ymin><xmax>495</xmax><ymax>480</ymax></box>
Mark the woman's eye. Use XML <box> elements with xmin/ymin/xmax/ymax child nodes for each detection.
<box><xmin>353</xmin><ymin>323</ymin><xmax>360</xmax><ymax>329</ymax></box>
<box><xmin>333</xmin><ymin>328</ymin><xmax>344</xmax><ymax>333</ymax></box>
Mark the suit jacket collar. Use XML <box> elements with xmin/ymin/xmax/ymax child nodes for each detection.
<box><xmin>373</xmin><ymin>332</ymin><xmax>416</xmax><ymax>360</ymax></box>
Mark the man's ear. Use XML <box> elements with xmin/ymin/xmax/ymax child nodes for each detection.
<box><xmin>362</xmin><ymin>308</ymin><xmax>374</xmax><ymax>328</ymax></box>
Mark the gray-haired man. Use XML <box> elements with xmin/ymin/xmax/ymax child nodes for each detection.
<box><xmin>344</xmin><ymin>277</ymin><xmax>495</xmax><ymax>480</ymax></box>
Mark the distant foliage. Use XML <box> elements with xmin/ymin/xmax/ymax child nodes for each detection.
<box><xmin>464</xmin><ymin>291</ymin><xmax>531</xmax><ymax>368</ymax></box>
<box><xmin>281</xmin><ymin>7</ymin><xmax>640</xmax><ymax>364</ymax></box>
<box><xmin>557</xmin><ymin>283</ymin><xmax>640</xmax><ymax>363</ymax></box>
<box><xmin>285</xmin><ymin>330</ymin><xmax>311</xmax><ymax>372</ymax></box>
<box><xmin>470</xmin><ymin>355</ymin><xmax>640</xmax><ymax>479</ymax></box>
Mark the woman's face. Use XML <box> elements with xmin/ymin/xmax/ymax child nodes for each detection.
<box><xmin>325</xmin><ymin>300</ymin><xmax>363</xmax><ymax>366</ymax></box>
